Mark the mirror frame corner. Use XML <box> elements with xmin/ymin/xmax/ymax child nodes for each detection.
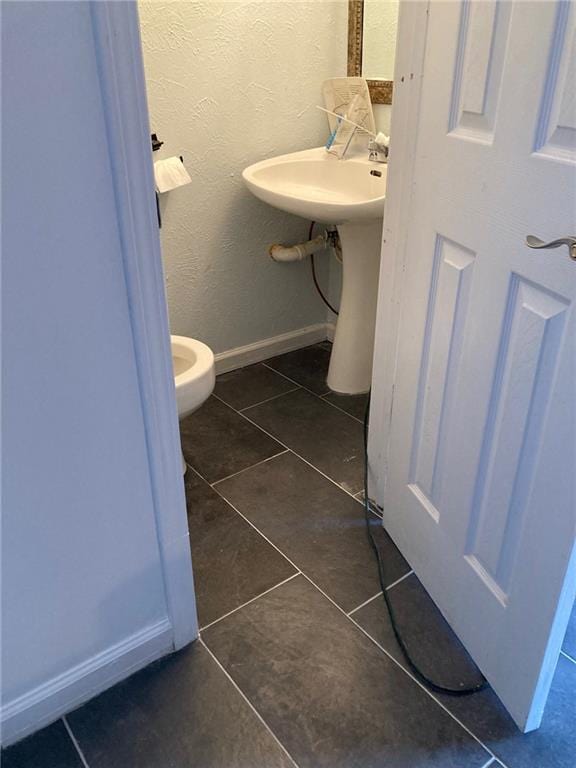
<box><xmin>347</xmin><ymin>0</ymin><xmax>394</xmax><ymax>105</ymax></box>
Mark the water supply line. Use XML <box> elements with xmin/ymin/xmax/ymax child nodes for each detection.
<box><xmin>268</xmin><ymin>224</ymin><xmax>341</xmax><ymax>315</ymax></box>
<box><xmin>309</xmin><ymin>222</ymin><xmax>340</xmax><ymax>315</ymax></box>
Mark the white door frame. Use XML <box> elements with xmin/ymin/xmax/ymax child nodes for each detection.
<box><xmin>91</xmin><ymin>1</ymin><xmax>197</xmax><ymax>650</ymax></box>
<box><xmin>368</xmin><ymin>1</ymin><xmax>431</xmax><ymax>503</ymax></box>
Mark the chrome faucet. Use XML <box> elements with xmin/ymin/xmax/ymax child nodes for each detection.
<box><xmin>368</xmin><ymin>137</ymin><xmax>389</xmax><ymax>164</ymax></box>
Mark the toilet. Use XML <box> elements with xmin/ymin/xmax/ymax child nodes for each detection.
<box><xmin>171</xmin><ymin>335</ymin><xmax>215</xmax><ymax>472</ymax></box>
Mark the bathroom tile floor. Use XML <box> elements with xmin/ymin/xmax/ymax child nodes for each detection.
<box><xmin>4</xmin><ymin>343</ymin><xmax>575</xmax><ymax>767</ymax></box>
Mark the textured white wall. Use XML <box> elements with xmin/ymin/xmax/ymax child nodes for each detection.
<box><xmin>138</xmin><ymin>1</ymin><xmax>348</xmax><ymax>354</ymax></box>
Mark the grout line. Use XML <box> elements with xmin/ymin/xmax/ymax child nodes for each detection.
<box><xmin>296</xmin><ymin>573</ymin><xmax>497</xmax><ymax>762</ymax></box>
<box><xmin>479</xmin><ymin>759</ymin><xmax>496</xmax><ymax>768</ymax></box>
<box><xmin>347</xmin><ymin>591</ymin><xmax>383</xmax><ymax>616</ymax></box>
<box><xmin>211</xmin><ymin>416</ymin><xmax>386</xmax><ymax>562</ymax></box>
<box><xmin>347</xmin><ymin>570</ymin><xmax>415</xmax><ymax>616</ymax></box>
<box><xmin>210</xmin><ymin>485</ymin><xmax>304</xmax><ymax>575</ymax></box>
<box><xmin>259</xmin><ymin>361</ymin><xmax>331</xmax><ymax>397</ymax></box>
<box><xmin>185</xmin><ymin>461</ymin><xmax>212</xmax><ymax>486</ymax></box>
<box><xmin>385</xmin><ymin>569</ymin><xmax>414</xmax><ymax>591</ymax></box>
<box><xmin>215</xmin><ymin>366</ymin><xmax>368</xmax><ymax>504</ymax></box>
<box><xmin>360</xmin><ymin>497</ymin><xmax>384</xmax><ymax>518</ymax></box>
<box><xmin>210</xmin><ymin>449</ymin><xmax>289</xmax><ymax>487</ymax></box>
<box><xmin>213</xmin><ymin>471</ymin><xmax>410</xmax><ymax>608</ymax></box>
<box><xmin>199</xmin><ymin>639</ymin><xmax>301</xmax><ymax>768</ymax></box>
<box><xmin>62</xmin><ymin>717</ymin><xmax>90</xmax><ymax>768</ymax></box>
<box><xmin>217</xmin><ymin>361</ymin><xmax>385</xmax><ymax>522</ymax></box>
<box><xmin>238</xmin><ymin>387</ymin><xmax>301</xmax><ymax>412</ymax></box>
<box><xmin>318</xmin><ymin>393</ymin><xmax>365</xmax><ymax>424</ymax></box>
<box><xmin>260</xmin><ymin>361</ymin><xmax>365</xmax><ymax>424</ymax></box>
<box><xmin>199</xmin><ymin>572</ymin><xmax>301</xmax><ymax>632</ymax></box>
<box><xmin>237</xmin><ymin>407</ymin><xmax>367</xmax><ymax>503</ymax></box>
<box><xmin>560</xmin><ymin>649</ymin><xmax>576</xmax><ymax>665</ymax></box>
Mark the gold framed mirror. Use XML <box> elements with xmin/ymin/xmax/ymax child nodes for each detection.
<box><xmin>348</xmin><ymin>0</ymin><xmax>395</xmax><ymax>105</ymax></box>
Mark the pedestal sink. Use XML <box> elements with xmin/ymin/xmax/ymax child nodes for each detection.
<box><xmin>243</xmin><ymin>147</ymin><xmax>386</xmax><ymax>394</ymax></box>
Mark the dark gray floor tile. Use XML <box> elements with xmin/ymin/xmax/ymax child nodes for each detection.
<box><xmin>1</xmin><ymin>721</ymin><xmax>82</xmax><ymax>768</ymax></box>
<box><xmin>322</xmin><ymin>391</ymin><xmax>369</xmax><ymax>421</ymax></box>
<box><xmin>244</xmin><ymin>389</ymin><xmax>364</xmax><ymax>493</ymax></box>
<box><xmin>203</xmin><ymin>576</ymin><xmax>490</xmax><ymax>768</ymax></box>
<box><xmin>355</xmin><ymin>576</ymin><xmax>576</xmax><ymax>768</ymax></box>
<box><xmin>216</xmin><ymin>452</ymin><xmax>409</xmax><ymax>613</ymax></box>
<box><xmin>215</xmin><ymin>363</ymin><xmax>298</xmax><ymax>411</ymax></box>
<box><xmin>562</xmin><ymin>600</ymin><xmax>575</xmax><ymax>659</ymax></box>
<box><xmin>354</xmin><ymin>573</ymin><xmax>482</xmax><ymax>689</ymax></box>
<box><xmin>264</xmin><ymin>344</ymin><xmax>331</xmax><ymax>395</ymax></box>
<box><xmin>185</xmin><ymin>469</ymin><xmax>297</xmax><ymax>627</ymax></box>
<box><xmin>179</xmin><ymin>396</ymin><xmax>284</xmax><ymax>483</ymax></box>
<box><xmin>67</xmin><ymin>642</ymin><xmax>293</xmax><ymax>768</ymax></box>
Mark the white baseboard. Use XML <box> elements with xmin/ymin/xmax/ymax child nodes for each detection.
<box><xmin>215</xmin><ymin>322</ymin><xmax>332</xmax><ymax>375</ymax></box>
<box><xmin>1</xmin><ymin>618</ymin><xmax>173</xmax><ymax>747</ymax></box>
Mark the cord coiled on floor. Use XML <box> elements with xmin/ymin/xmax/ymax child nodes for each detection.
<box><xmin>363</xmin><ymin>391</ymin><xmax>488</xmax><ymax>697</ymax></box>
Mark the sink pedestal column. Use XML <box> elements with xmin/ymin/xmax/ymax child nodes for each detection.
<box><xmin>327</xmin><ymin>219</ymin><xmax>383</xmax><ymax>394</ymax></box>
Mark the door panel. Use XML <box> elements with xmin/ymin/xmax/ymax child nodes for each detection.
<box><xmin>449</xmin><ymin>0</ymin><xmax>511</xmax><ymax>140</ymax></box>
<box><xmin>410</xmin><ymin>236</ymin><xmax>476</xmax><ymax>521</ymax></box>
<box><xmin>465</xmin><ymin>277</ymin><xmax>570</xmax><ymax>596</ymax></box>
<box><xmin>535</xmin><ymin>1</ymin><xmax>576</xmax><ymax>161</ymax></box>
<box><xmin>379</xmin><ymin>0</ymin><xmax>576</xmax><ymax>731</ymax></box>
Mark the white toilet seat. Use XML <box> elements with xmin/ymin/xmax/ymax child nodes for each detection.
<box><xmin>171</xmin><ymin>335</ymin><xmax>215</xmax><ymax>420</ymax></box>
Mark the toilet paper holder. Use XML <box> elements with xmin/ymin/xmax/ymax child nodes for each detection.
<box><xmin>151</xmin><ymin>132</ymin><xmax>184</xmax><ymax>163</ymax></box>
<box><xmin>151</xmin><ymin>134</ymin><xmax>184</xmax><ymax>228</ymax></box>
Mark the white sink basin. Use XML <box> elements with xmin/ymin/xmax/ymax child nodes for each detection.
<box><xmin>242</xmin><ymin>147</ymin><xmax>386</xmax><ymax>224</ymax></box>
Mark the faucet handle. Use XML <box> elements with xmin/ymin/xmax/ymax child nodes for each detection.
<box><xmin>375</xmin><ymin>133</ymin><xmax>390</xmax><ymax>151</ymax></box>
<box><xmin>368</xmin><ymin>137</ymin><xmax>389</xmax><ymax>163</ymax></box>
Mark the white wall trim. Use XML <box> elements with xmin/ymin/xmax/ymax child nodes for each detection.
<box><xmin>367</xmin><ymin>1</ymin><xmax>430</xmax><ymax>504</ymax></box>
<box><xmin>215</xmin><ymin>322</ymin><xmax>334</xmax><ymax>374</ymax></box>
<box><xmin>89</xmin><ymin>2</ymin><xmax>198</xmax><ymax>651</ymax></box>
<box><xmin>1</xmin><ymin>620</ymin><xmax>172</xmax><ymax>747</ymax></box>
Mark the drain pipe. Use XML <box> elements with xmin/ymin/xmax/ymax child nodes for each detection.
<box><xmin>269</xmin><ymin>234</ymin><xmax>327</xmax><ymax>262</ymax></box>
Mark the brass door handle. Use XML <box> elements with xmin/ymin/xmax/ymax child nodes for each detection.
<box><xmin>526</xmin><ymin>235</ymin><xmax>576</xmax><ymax>261</ymax></box>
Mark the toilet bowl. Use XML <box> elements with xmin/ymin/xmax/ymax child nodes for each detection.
<box><xmin>171</xmin><ymin>335</ymin><xmax>215</xmax><ymax>472</ymax></box>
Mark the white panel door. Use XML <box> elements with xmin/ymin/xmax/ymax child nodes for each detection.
<box><xmin>380</xmin><ymin>0</ymin><xmax>576</xmax><ymax>731</ymax></box>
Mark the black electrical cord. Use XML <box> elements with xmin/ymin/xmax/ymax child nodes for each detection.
<box><xmin>363</xmin><ymin>391</ymin><xmax>488</xmax><ymax>697</ymax></box>
<box><xmin>309</xmin><ymin>221</ymin><xmax>339</xmax><ymax>316</ymax></box>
